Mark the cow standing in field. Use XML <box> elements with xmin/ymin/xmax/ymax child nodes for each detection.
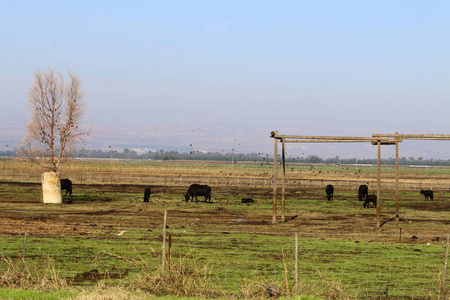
<box><xmin>60</xmin><ymin>179</ymin><xmax>72</xmax><ymax>196</ymax></box>
<box><xmin>325</xmin><ymin>184</ymin><xmax>334</xmax><ymax>201</ymax></box>
<box><xmin>184</xmin><ymin>184</ymin><xmax>212</xmax><ymax>203</ymax></box>
<box><xmin>363</xmin><ymin>195</ymin><xmax>377</xmax><ymax>208</ymax></box>
<box><xmin>143</xmin><ymin>188</ymin><xmax>151</xmax><ymax>202</ymax></box>
<box><xmin>420</xmin><ymin>189</ymin><xmax>434</xmax><ymax>200</ymax></box>
<box><xmin>357</xmin><ymin>184</ymin><xmax>368</xmax><ymax>201</ymax></box>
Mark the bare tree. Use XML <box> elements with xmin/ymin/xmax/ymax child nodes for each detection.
<box><xmin>21</xmin><ymin>68</ymin><xmax>90</xmax><ymax>172</ymax></box>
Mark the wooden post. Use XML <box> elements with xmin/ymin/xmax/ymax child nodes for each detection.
<box><xmin>272</xmin><ymin>131</ymin><xmax>278</xmax><ymax>224</ymax></box>
<box><xmin>376</xmin><ymin>140</ymin><xmax>381</xmax><ymax>228</ymax></box>
<box><xmin>294</xmin><ymin>232</ymin><xmax>298</xmax><ymax>295</ymax></box>
<box><xmin>395</xmin><ymin>132</ymin><xmax>400</xmax><ymax>221</ymax></box>
<box><xmin>22</xmin><ymin>224</ymin><xmax>28</xmax><ymax>259</ymax></box>
<box><xmin>161</xmin><ymin>210</ymin><xmax>167</xmax><ymax>276</ymax></box>
<box><xmin>168</xmin><ymin>234</ymin><xmax>172</xmax><ymax>271</ymax></box>
<box><xmin>442</xmin><ymin>235</ymin><xmax>449</xmax><ymax>298</ymax></box>
<box><xmin>281</xmin><ymin>137</ymin><xmax>286</xmax><ymax>221</ymax></box>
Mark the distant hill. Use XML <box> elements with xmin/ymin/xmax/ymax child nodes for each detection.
<box><xmin>1</xmin><ymin>124</ymin><xmax>449</xmax><ymax>160</ymax></box>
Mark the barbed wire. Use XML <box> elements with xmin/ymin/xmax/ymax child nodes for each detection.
<box><xmin>0</xmin><ymin>221</ymin><xmax>448</xmax><ymax>239</ymax></box>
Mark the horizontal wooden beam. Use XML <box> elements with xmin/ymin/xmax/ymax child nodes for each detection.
<box><xmin>271</xmin><ymin>131</ymin><xmax>450</xmax><ymax>144</ymax></box>
<box><xmin>271</xmin><ymin>131</ymin><xmax>398</xmax><ymax>144</ymax></box>
<box><xmin>285</xmin><ymin>139</ymin><xmax>395</xmax><ymax>144</ymax></box>
<box><xmin>272</xmin><ymin>133</ymin><xmax>377</xmax><ymax>141</ymax></box>
<box><xmin>373</xmin><ymin>134</ymin><xmax>450</xmax><ymax>140</ymax></box>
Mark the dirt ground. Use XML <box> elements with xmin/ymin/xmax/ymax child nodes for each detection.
<box><xmin>0</xmin><ymin>181</ymin><xmax>449</xmax><ymax>243</ymax></box>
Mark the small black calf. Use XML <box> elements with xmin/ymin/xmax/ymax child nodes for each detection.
<box><xmin>363</xmin><ymin>195</ymin><xmax>377</xmax><ymax>208</ymax></box>
<box><xmin>60</xmin><ymin>179</ymin><xmax>72</xmax><ymax>196</ymax></box>
<box><xmin>325</xmin><ymin>184</ymin><xmax>334</xmax><ymax>201</ymax></box>
<box><xmin>143</xmin><ymin>188</ymin><xmax>151</xmax><ymax>202</ymax></box>
<box><xmin>420</xmin><ymin>189</ymin><xmax>433</xmax><ymax>200</ymax></box>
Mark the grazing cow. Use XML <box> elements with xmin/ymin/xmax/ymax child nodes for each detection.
<box><xmin>184</xmin><ymin>184</ymin><xmax>211</xmax><ymax>202</ymax></box>
<box><xmin>420</xmin><ymin>189</ymin><xmax>434</xmax><ymax>200</ymax></box>
<box><xmin>325</xmin><ymin>184</ymin><xmax>334</xmax><ymax>201</ymax></box>
<box><xmin>60</xmin><ymin>179</ymin><xmax>72</xmax><ymax>196</ymax></box>
<box><xmin>143</xmin><ymin>188</ymin><xmax>151</xmax><ymax>202</ymax></box>
<box><xmin>358</xmin><ymin>184</ymin><xmax>368</xmax><ymax>201</ymax></box>
<box><xmin>241</xmin><ymin>198</ymin><xmax>255</xmax><ymax>204</ymax></box>
<box><xmin>363</xmin><ymin>195</ymin><xmax>377</xmax><ymax>208</ymax></box>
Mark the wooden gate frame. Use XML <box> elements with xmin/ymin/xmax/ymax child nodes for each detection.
<box><xmin>270</xmin><ymin>131</ymin><xmax>450</xmax><ymax>228</ymax></box>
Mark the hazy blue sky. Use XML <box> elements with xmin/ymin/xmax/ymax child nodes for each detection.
<box><xmin>1</xmin><ymin>1</ymin><xmax>449</xmax><ymax>158</ymax></box>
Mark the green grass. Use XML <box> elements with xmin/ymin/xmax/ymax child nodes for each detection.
<box><xmin>0</xmin><ymin>288</ymin><xmax>75</xmax><ymax>300</ymax></box>
<box><xmin>1</xmin><ymin>227</ymin><xmax>446</xmax><ymax>298</ymax></box>
<box><xmin>0</xmin><ymin>287</ymin><xmax>325</xmax><ymax>299</ymax></box>
<box><xmin>0</xmin><ymin>160</ymin><xmax>449</xmax><ymax>299</ymax></box>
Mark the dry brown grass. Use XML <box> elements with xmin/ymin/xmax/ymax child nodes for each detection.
<box><xmin>69</xmin><ymin>286</ymin><xmax>152</xmax><ymax>300</ymax></box>
<box><xmin>0</xmin><ymin>253</ymin><xmax>67</xmax><ymax>291</ymax></box>
<box><xmin>131</xmin><ymin>251</ymin><xmax>221</xmax><ymax>298</ymax></box>
<box><xmin>2</xmin><ymin>158</ymin><xmax>450</xmax><ymax>191</ymax></box>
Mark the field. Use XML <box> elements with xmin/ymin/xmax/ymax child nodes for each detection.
<box><xmin>0</xmin><ymin>158</ymin><xmax>449</xmax><ymax>299</ymax></box>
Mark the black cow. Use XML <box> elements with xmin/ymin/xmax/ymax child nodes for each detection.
<box><xmin>325</xmin><ymin>184</ymin><xmax>334</xmax><ymax>201</ymax></box>
<box><xmin>420</xmin><ymin>189</ymin><xmax>434</xmax><ymax>200</ymax></box>
<box><xmin>241</xmin><ymin>198</ymin><xmax>255</xmax><ymax>204</ymax></box>
<box><xmin>184</xmin><ymin>184</ymin><xmax>212</xmax><ymax>202</ymax></box>
<box><xmin>143</xmin><ymin>188</ymin><xmax>151</xmax><ymax>202</ymax></box>
<box><xmin>363</xmin><ymin>195</ymin><xmax>377</xmax><ymax>208</ymax></box>
<box><xmin>358</xmin><ymin>184</ymin><xmax>368</xmax><ymax>201</ymax></box>
<box><xmin>60</xmin><ymin>179</ymin><xmax>72</xmax><ymax>196</ymax></box>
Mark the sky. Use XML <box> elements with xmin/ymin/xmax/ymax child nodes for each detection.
<box><xmin>1</xmin><ymin>1</ymin><xmax>449</xmax><ymax>159</ymax></box>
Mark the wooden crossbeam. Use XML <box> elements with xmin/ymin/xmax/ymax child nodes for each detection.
<box><xmin>270</xmin><ymin>131</ymin><xmax>398</xmax><ymax>144</ymax></box>
<box><xmin>373</xmin><ymin>134</ymin><xmax>450</xmax><ymax>140</ymax></box>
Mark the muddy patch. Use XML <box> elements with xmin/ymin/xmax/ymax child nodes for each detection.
<box><xmin>67</xmin><ymin>268</ymin><xmax>129</xmax><ymax>283</ymax></box>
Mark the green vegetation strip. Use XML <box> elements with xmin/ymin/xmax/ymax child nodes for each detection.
<box><xmin>0</xmin><ymin>229</ymin><xmax>447</xmax><ymax>298</ymax></box>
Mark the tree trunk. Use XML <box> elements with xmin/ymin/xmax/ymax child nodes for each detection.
<box><xmin>41</xmin><ymin>172</ymin><xmax>62</xmax><ymax>204</ymax></box>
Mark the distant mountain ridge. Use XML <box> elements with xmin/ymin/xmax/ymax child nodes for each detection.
<box><xmin>1</xmin><ymin>124</ymin><xmax>448</xmax><ymax>160</ymax></box>
<box><xmin>0</xmin><ymin>123</ymin><xmax>269</xmax><ymax>154</ymax></box>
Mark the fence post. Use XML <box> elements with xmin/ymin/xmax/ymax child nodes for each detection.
<box><xmin>161</xmin><ymin>210</ymin><xmax>167</xmax><ymax>276</ymax></box>
<box><xmin>295</xmin><ymin>232</ymin><xmax>298</xmax><ymax>295</ymax></box>
<box><xmin>22</xmin><ymin>224</ymin><xmax>28</xmax><ymax>259</ymax></box>
<box><xmin>168</xmin><ymin>234</ymin><xmax>172</xmax><ymax>271</ymax></box>
<box><xmin>442</xmin><ymin>235</ymin><xmax>449</xmax><ymax>298</ymax></box>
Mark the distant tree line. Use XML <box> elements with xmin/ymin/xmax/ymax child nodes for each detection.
<box><xmin>73</xmin><ymin>148</ymin><xmax>271</xmax><ymax>162</ymax></box>
<box><xmin>319</xmin><ymin>155</ymin><xmax>450</xmax><ymax>166</ymax></box>
<box><xmin>1</xmin><ymin>148</ymin><xmax>450</xmax><ymax>166</ymax></box>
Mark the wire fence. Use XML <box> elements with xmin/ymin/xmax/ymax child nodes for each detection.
<box><xmin>0</xmin><ymin>221</ymin><xmax>448</xmax><ymax>299</ymax></box>
<box><xmin>2</xmin><ymin>168</ymin><xmax>450</xmax><ymax>191</ymax></box>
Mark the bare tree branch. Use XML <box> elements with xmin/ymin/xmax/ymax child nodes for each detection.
<box><xmin>21</xmin><ymin>68</ymin><xmax>90</xmax><ymax>172</ymax></box>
